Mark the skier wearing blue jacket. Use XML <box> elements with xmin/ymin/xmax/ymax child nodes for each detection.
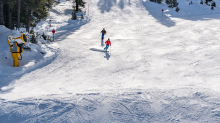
<box><xmin>101</xmin><ymin>28</ymin><xmax>106</xmax><ymax>41</ymax></box>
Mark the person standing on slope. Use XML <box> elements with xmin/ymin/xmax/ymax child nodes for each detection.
<box><xmin>104</xmin><ymin>38</ymin><xmax>111</xmax><ymax>51</ymax></box>
<box><xmin>101</xmin><ymin>28</ymin><xmax>106</xmax><ymax>41</ymax></box>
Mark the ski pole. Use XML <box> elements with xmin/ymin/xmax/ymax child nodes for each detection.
<box><xmin>110</xmin><ymin>45</ymin><xmax>111</xmax><ymax>55</ymax></box>
<box><xmin>99</xmin><ymin>33</ymin><xmax>101</xmax><ymax>42</ymax></box>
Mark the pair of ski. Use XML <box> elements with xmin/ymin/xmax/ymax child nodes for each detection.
<box><xmin>101</xmin><ymin>41</ymin><xmax>109</xmax><ymax>52</ymax></box>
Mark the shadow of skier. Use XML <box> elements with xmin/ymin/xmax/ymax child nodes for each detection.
<box><xmin>89</xmin><ymin>48</ymin><xmax>111</xmax><ymax>60</ymax></box>
<box><xmin>104</xmin><ymin>51</ymin><xmax>110</xmax><ymax>60</ymax></box>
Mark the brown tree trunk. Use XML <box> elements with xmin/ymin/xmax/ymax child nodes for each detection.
<box><xmin>11</xmin><ymin>20</ymin><xmax>14</xmax><ymax>30</ymax></box>
<box><xmin>26</xmin><ymin>8</ymin><xmax>31</xmax><ymax>32</ymax></box>
<box><xmin>0</xmin><ymin>0</ymin><xmax>4</xmax><ymax>25</ymax></box>
<box><xmin>8</xmin><ymin>4</ymin><xmax>11</xmax><ymax>29</ymax></box>
<box><xmin>76</xmin><ymin>0</ymin><xmax>78</xmax><ymax>12</ymax></box>
<box><xmin>17</xmin><ymin>0</ymin><xmax>20</xmax><ymax>30</ymax></box>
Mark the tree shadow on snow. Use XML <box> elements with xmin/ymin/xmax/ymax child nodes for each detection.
<box><xmin>54</xmin><ymin>19</ymin><xmax>89</xmax><ymax>42</ymax></box>
<box><xmin>118</xmin><ymin>0</ymin><xmax>132</xmax><ymax>9</ymax></box>
<box><xmin>142</xmin><ymin>0</ymin><xmax>220</xmax><ymax>22</ymax></box>
<box><xmin>141</xmin><ymin>1</ymin><xmax>176</xmax><ymax>27</ymax></box>
<box><xmin>50</xmin><ymin>9</ymin><xmax>61</xmax><ymax>15</ymax></box>
<box><xmin>118</xmin><ymin>0</ymin><xmax>125</xmax><ymax>9</ymax></box>
<box><xmin>97</xmin><ymin>0</ymin><xmax>117</xmax><ymax>13</ymax></box>
<box><xmin>97</xmin><ymin>0</ymin><xmax>132</xmax><ymax>13</ymax></box>
<box><xmin>64</xmin><ymin>9</ymin><xmax>74</xmax><ymax>16</ymax></box>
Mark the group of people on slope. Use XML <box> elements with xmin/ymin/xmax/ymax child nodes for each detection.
<box><xmin>101</xmin><ymin>28</ymin><xmax>111</xmax><ymax>51</ymax></box>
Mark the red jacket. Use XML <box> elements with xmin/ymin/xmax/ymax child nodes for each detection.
<box><xmin>105</xmin><ymin>40</ymin><xmax>111</xmax><ymax>45</ymax></box>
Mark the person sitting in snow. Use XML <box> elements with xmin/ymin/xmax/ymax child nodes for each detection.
<box><xmin>104</xmin><ymin>38</ymin><xmax>111</xmax><ymax>51</ymax></box>
<box><xmin>101</xmin><ymin>28</ymin><xmax>106</xmax><ymax>41</ymax></box>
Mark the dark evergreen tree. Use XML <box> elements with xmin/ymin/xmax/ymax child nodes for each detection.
<box><xmin>23</xmin><ymin>45</ymin><xmax>31</xmax><ymax>51</ymax></box>
<box><xmin>175</xmin><ymin>6</ymin><xmax>180</xmax><ymax>12</ymax></box>
<box><xmin>30</xmin><ymin>34</ymin><xmax>37</xmax><ymax>44</ymax></box>
<box><xmin>205</xmin><ymin>0</ymin><xmax>212</xmax><ymax>5</ymax></box>
<box><xmin>73</xmin><ymin>0</ymin><xmax>86</xmax><ymax>12</ymax></box>
<box><xmin>47</xmin><ymin>35</ymin><xmax>52</xmax><ymax>42</ymax></box>
<box><xmin>72</xmin><ymin>11</ymin><xmax>77</xmax><ymax>20</ymax></box>
<box><xmin>1</xmin><ymin>0</ymin><xmax>59</xmax><ymax>30</ymax></box>
<box><xmin>81</xmin><ymin>14</ymin><xmax>84</xmax><ymax>19</ymax></box>
<box><xmin>166</xmin><ymin>0</ymin><xmax>178</xmax><ymax>8</ymax></box>
<box><xmin>150</xmin><ymin>0</ymin><xmax>155</xmax><ymax>2</ymax></box>
<box><xmin>22</xmin><ymin>0</ymin><xmax>45</xmax><ymax>32</ymax></box>
<box><xmin>0</xmin><ymin>0</ymin><xmax>55</xmax><ymax>30</ymax></box>
<box><xmin>211</xmin><ymin>1</ymin><xmax>216</xmax><ymax>7</ymax></box>
<box><xmin>0</xmin><ymin>0</ymin><xmax>4</xmax><ymax>25</ymax></box>
<box><xmin>42</xmin><ymin>32</ymin><xmax>47</xmax><ymax>40</ymax></box>
<box><xmin>156</xmin><ymin>0</ymin><xmax>163</xmax><ymax>4</ymax></box>
<box><xmin>30</xmin><ymin>28</ymin><xmax>34</xmax><ymax>34</ymax></box>
<box><xmin>200</xmin><ymin>0</ymin><xmax>203</xmax><ymax>4</ymax></box>
<box><xmin>55</xmin><ymin>0</ymin><xmax>60</xmax><ymax>5</ymax></box>
<box><xmin>17</xmin><ymin>0</ymin><xmax>20</xmax><ymax>30</ymax></box>
<box><xmin>150</xmin><ymin>0</ymin><xmax>163</xmax><ymax>4</ymax></box>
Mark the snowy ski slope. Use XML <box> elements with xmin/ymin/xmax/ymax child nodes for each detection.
<box><xmin>1</xmin><ymin>0</ymin><xmax>220</xmax><ymax>122</ymax></box>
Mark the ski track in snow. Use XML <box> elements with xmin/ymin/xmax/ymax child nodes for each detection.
<box><xmin>2</xmin><ymin>0</ymin><xmax>220</xmax><ymax>122</ymax></box>
<box><xmin>1</xmin><ymin>89</ymin><xmax>220</xmax><ymax>122</ymax></box>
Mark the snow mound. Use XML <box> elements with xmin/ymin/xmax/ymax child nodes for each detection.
<box><xmin>0</xmin><ymin>29</ymin><xmax>59</xmax><ymax>75</ymax></box>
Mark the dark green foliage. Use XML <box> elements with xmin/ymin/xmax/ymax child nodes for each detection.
<box><xmin>175</xmin><ymin>6</ymin><xmax>180</xmax><ymax>12</ymax></box>
<box><xmin>47</xmin><ymin>36</ymin><xmax>52</xmax><ymax>42</ymax></box>
<box><xmin>200</xmin><ymin>0</ymin><xmax>203</xmax><ymax>4</ymax></box>
<box><xmin>42</xmin><ymin>32</ymin><xmax>47</xmax><ymax>40</ymax></box>
<box><xmin>211</xmin><ymin>1</ymin><xmax>216</xmax><ymax>7</ymax></box>
<box><xmin>73</xmin><ymin>0</ymin><xmax>86</xmax><ymax>12</ymax></box>
<box><xmin>36</xmin><ymin>32</ymin><xmax>40</xmax><ymax>37</ymax></box>
<box><xmin>72</xmin><ymin>11</ymin><xmax>77</xmax><ymax>20</ymax></box>
<box><xmin>23</xmin><ymin>45</ymin><xmax>31</xmax><ymax>51</ymax></box>
<box><xmin>2</xmin><ymin>0</ymin><xmax>56</xmax><ymax>30</ymax></box>
<box><xmin>205</xmin><ymin>0</ymin><xmax>212</xmax><ymax>5</ymax></box>
<box><xmin>150</xmin><ymin>0</ymin><xmax>163</xmax><ymax>4</ymax></box>
<box><xmin>30</xmin><ymin>28</ymin><xmax>34</xmax><ymax>34</ymax></box>
<box><xmin>166</xmin><ymin>0</ymin><xmax>178</xmax><ymax>8</ymax></box>
<box><xmin>55</xmin><ymin>0</ymin><xmax>61</xmax><ymax>5</ymax></box>
<box><xmin>25</xmin><ymin>0</ymin><xmax>53</xmax><ymax>28</ymax></box>
<box><xmin>76</xmin><ymin>0</ymin><xmax>86</xmax><ymax>7</ymax></box>
<box><xmin>81</xmin><ymin>14</ymin><xmax>84</xmax><ymax>19</ymax></box>
<box><xmin>30</xmin><ymin>34</ymin><xmax>38</xmax><ymax>44</ymax></box>
<box><xmin>156</xmin><ymin>0</ymin><xmax>163</xmax><ymax>4</ymax></box>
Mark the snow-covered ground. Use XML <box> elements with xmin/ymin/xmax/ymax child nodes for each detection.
<box><xmin>1</xmin><ymin>0</ymin><xmax>220</xmax><ymax>122</ymax></box>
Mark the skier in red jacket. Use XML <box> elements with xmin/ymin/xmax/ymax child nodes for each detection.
<box><xmin>104</xmin><ymin>38</ymin><xmax>111</xmax><ymax>51</ymax></box>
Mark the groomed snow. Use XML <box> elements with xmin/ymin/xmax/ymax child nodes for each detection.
<box><xmin>1</xmin><ymin>0</ymin><xmax>220</xmax><ymax>122</ymax></box>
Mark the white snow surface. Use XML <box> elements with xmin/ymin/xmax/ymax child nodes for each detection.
<box><xmin>1</xmin><ymin>0</ymin><xmax>220</xmax><ymax>122</ymax></box>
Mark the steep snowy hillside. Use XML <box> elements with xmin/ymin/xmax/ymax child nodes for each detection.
<box><xmin>1</xmin><ymin>0</ymin><xmax>220</xmax><ymax>122</ymax></box>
